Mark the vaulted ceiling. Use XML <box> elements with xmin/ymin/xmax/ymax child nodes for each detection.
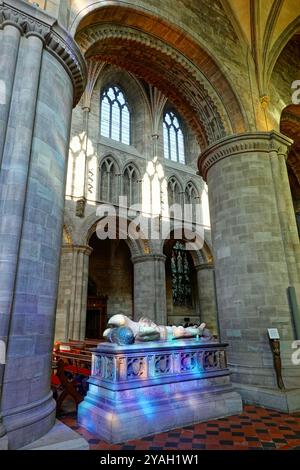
<box><xmin>221</xmin><ymin>0</ymin><xmax>300</xmax><ymax>94</ymax></box>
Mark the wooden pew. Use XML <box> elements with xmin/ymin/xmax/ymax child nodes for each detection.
<box><xmin>51</xmin><ymin>349</ymin><xmax>92</xmax><ymax>415</ymax></box>
<box><xmin>52</xmin><ymin>359</ymin><xmax>84</xmax><ymax>415</ymax></box>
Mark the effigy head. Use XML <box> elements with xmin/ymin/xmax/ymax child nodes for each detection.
<box><xmin>106</xmin><ymin>325</ymin><xmax>135</xmax><ymax>345</ymax></box>
<box><xmin>108</xmin><ymin>314</ymin><xmax>127</xmax><ymax>327</ymax></box>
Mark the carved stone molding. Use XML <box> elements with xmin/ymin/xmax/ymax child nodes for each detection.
<box><xmin>198</xmin><ymin>131</ymin><xmax>293</xmax><ymax>180</ymax></box>
<box><xmin>131</xmin><ymin>253</ymin><xmax>166</xmax><ymax>264</ymax></box>
<box><xmin>62</xmin><ymin>244</ymin><xmax>93</xmax><ymax>256</ymax></box>
<box><xmin>75</xmin><ymin>23</ymin><xmax>231</xmax><ymax>145</ymax></box>
<box><xmin>195</xmin><ymin>262</ymin><xmax>214</xmax><ymax>271</ymax></box>
<box><xmin>0</xmin><ymin>0</ymin><xmax>86</xmax><ymax>106</ymax></box>
<box><xmin>81</xmin><ymin>59</ymin><xmax>106</xmax><ymax>110</ymax></box>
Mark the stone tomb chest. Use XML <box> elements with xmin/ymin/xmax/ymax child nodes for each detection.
<box><xmin>78</xmin><ymin>339</ymin><xmax>242</xmax><ymax>443</ymax></box>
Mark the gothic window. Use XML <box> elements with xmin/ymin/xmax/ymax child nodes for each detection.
<box><xmin>185</xmin><ymin>182</ymin><xmax>198</xmax><ymax>222</ymax></box>
<box><xmin>99</xmin><ymin>157</ymin><xmax>118</xmax><ymax>203</ymax></box>
<box><xmin>171</xmin><ymin>241</ymin><xmax>192</xmax><ymax>306</ymax></box>
<box><xmin>168</xmin><ymin>177</ymin><xmax>182</xmax><ymax>214</ymax></box>
<box><xmin>123</xmin><ymin>164</ymin><xmax>140</xmax><ymax>206</ymax></box>
<box><xmin>163</xmin><ymin>110</ymin><xmax>185</xmax><ymax>163</ymax></box>
<box><xmin>100</xmin><ymin>86</ymin><xmax>131</xmax><ymax>145</ymax></box>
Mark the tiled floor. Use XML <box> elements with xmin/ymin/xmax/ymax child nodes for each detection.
<box><xmin>59</xmin><ymin>405</ymin><xmax>300</xmax><ymax>450</ymax></box>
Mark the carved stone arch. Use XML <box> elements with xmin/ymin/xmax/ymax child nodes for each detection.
<box><xmin>185</xmin><ymin>180</ymin><xmax>200</xmax><ymax>199</ymax></box>
<box><xmin>122</xmin><ymin>160</ymin><xmax>141</xmax><ymax>179</ymax></box>
<box><xmin>280</xmin><ymin>104</ymin><xmax>300</xmax><ymax>210</ymax></box>
<box><xmin>70</xmin><ymin>3</ymin><xmax>248</xmax><ymax>142</ymax></box>
<box><xmin>74</xmin><ymin>6</ymin><xmax>249</xmax><ymax>148</ymax></box>
<box><xmin>160</xmin><ymin>225</ymin><xmax>212</xmax><ymax>266</ymax></box>
<box><xmin>267</xmin><ymin>18</ymin><xmax>300</xmax><ymax>90</ymax></box>
<box><xmin>122</xmin><ymin>161</ymin><xmax>142</xmax><ymax>206</ymax></box>
<box><xmin>77</xmin><ymin>26</ymin><xmax>225</xmax><ymax>148</ymax></box>
<box><xmin>98</xmin><ymin>154</ymin><xmax>120</xmax><ymax>203</ymax></box>
<box><xmin>167</xmin><ymin>175</ymin><xmax>184</xmax><ymax>209</ymax></box>
<box><xmin>77</xmin><ymin>211</ymin><xmax>153</xmax><ymax>257</ymax></box>
<box><xmin>168</xmin><ymin>175</ymin><xmax>184</xmax><ymax>192</ymax></box>
<box><xmin>99</xmin><ymin>153</ymin><xmax>120</xmax><ymax>172</ymax></box>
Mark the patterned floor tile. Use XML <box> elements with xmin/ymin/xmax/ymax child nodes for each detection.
<box><xmin>59</xmin><ymin>404</ymin><xmax>300</xmax><ymax>450</ymax></box>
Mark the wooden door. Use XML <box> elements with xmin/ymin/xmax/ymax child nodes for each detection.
<box><xmin>86</xmin><ymin>296</ymin><xmax>108</xmax><ymax>340</ymax></box>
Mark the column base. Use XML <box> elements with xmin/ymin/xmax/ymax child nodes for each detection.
<box><xmin>234</xmin><ymin>382</ymin><xmax>300</xmax><ymax>412</ymax></box>
<box><xmin>19</xmin><ymin>420</ymin><xmax>89</xmax><ymax>450</ymax></box>
<box><xmin>2</xmin><ymin>392</ymin><xmax>56</xmax><ymax>449</ymax></box>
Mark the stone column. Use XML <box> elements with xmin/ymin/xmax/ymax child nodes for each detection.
<box><xmin>0</xmin><ymin>0</ymin><xmax>86</xmax><ymax>449</ymax></box>
<box><xmin>132</xmin><ymin>254</ymin><xmax>167</xmax><ymax>325</ymax></box>
<box><xmin>55</xmin><ymin>245</ymin><xmax>93</xmax><ymax>342</ymax></box>
<box><xmin>199</xmin><ymin>131</ymin><xmax>300</xmax><ymax>411</ymax></box>
<box><xmin>195</xmin><ymin>263</ymin><xmax>218</xmax><ymax>335</ymax></box>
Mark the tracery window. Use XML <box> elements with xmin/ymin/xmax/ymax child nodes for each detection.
<box><xmin>100</xmin><ymin>86</ymin><xmax>130</xmax><ymax>145</ymax></box>
<box><xmin>99</xmin><ymin>157</ymin><xmax>118</xmax><ymax>203</ymax></box>
<box><xmin>184</xmin><ymin>182</ymin><xmax>198</xmax><ymax>223</ymax></box>
<box><xmin>168</xmin><ymin>177</ymin><xmax>182</xmax><ymax>208</ymax></box>
<box><xmin>163</xmin><ymin>110</ymin><xmax>185</xmax><ymax>163</ymax></box>
<box><xmin>123</xmin><ymin>164</ymin><xmax>140</xmax><ymax>206</ymax></box>
<box><xmin>171</xmin><ymin>241</ymin><xmax>192</xmax><ymax>306</ymax></box>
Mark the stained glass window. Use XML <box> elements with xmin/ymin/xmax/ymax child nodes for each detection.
<box><xmin>163</xmin><ymin>111</ymin><xmax>185</xmax><ymax>163</ymax></box>
<box><xmin>100</xmin><ymin>86</ymin><xmax>130</xmax><ymax>145</ymax></box>
<box><xmin>171</xmin><ymin>241</ymin><xmax>192</xmax><ymax>306</ymax></box>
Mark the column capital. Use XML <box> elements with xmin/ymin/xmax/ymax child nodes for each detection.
<box><xmin>195</xmin><ymin>262</ymin><xmax>214</xmax><ymax>271</ymax></box>
<box><xmin>198</xmin><ymin>131</ymin><xmax>293</xmax><ymax>180</ymax></box>
<box><xmin>0</xmin><ymin>0</ymin><xmax>86</xmax><ymax>106</ymax></box>
<box><xmin>131</xmin><ymin>253</ymin><xmax>166</xmax><ymax>265</ymax></box>
<box><xmin>62</xmin><ymin>244</ymin><xmax>93</xmax><ymax>256</ymax></box>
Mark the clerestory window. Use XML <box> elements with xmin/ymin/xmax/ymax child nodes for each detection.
<box><xmin>100</xmin><ymin>86</ymin><xmax>131</xmax><ymax>145</ymax></box>
<box><xmin>163</xmin><ymin>110</ymin><xmax>185</xmax><ymax>163</ymax></box>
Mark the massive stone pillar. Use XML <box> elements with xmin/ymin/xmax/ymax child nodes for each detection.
<box><xmin>0</xmin><ymin>1</ymin><xmax>86</xmax><ymax>448</ymax></box>
<box><xmin>55</xmin><ymin>245</ymin><xmax>92</xmax><ymax>342</ymax></box>
<box><xmin>195</xmin><ymin>263</ymin><xmax>218</xmax><ymax>335</ymax></box>
<box><xmin>199</xmin><ymin>131</ymin><xmax>300</xmax><ymax>411</ymax></box>
<box><xmin>132</xmin><ymin>254</ymin><xmax>167</xmax><ymax>325</ymax></box>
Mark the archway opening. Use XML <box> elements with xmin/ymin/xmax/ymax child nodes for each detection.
<box><xmin>163</xmin><ymin>237</ymin><xmax>199</xmax><ymax>327</ymax></box>
<box><xmin>280</xmin><ymin>104</ymin><xmax>300</xmax><ymax>234</ymax></box>
<box><xmin>87</xmin><ymin>232</ymin><xmax>133</xmax><ymax>339</ymax></box>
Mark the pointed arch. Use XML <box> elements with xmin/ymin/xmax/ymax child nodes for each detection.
<box><xmin>168</xmin><ymin>176</ymin><xmax>183</xmax><ymax>205</ymax></box>
<box><xmin>99</xmin><ymin>155</ymin><xmax>119</xmax><ymax>203</ymax></box>
<box><xmin>163</xmin><ymin>109</ymin><xmax>186</xmax><ymax>163</ymax></box>
<box><xmin>184</xmin><ymin>181</ymin><xmax>199</xmax><ymax>223</ymax></box>
<box><xmin>123</xmin><ymin>163</ymin><xmax>141</xmax><ymax>206</ymax></box>
<box><xmin>100</xmin><ymin>84</ymin><xmax>131</xmax><ymax>144</ymax></box>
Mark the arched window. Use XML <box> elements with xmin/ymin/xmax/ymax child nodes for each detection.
<box><xmin>171</xmin><ymin>241</ymin><xmax>192</xmax><ymax>306</ymax></box>
<box><xmin>99</xmin><ymin>157</ymin><xmax>118</xmax><ymax>203</ymax></box>
<box><xmin>163</xmin><ymin>110</ymin><xmax>185</xmax><ymax>163</ymax></box>
<box><xmin>100</xmin><ymin>86</ymin><xmax>131</xmax><ymax>145</ymax></box>
<box><xmin>123</xmin><ymin>164</ymin><xmax>140</xmax><ymax>206</ymax></box>
<box><xmin>185</xmin><ymin>182</ymin><xmax>198</xmax><ymax>223</ymax></box>
<box><xmin>168</xmin><ymin>177</ymin><xmax>182</xmax><ymax>219</ymax></box>
<box><xmin>168</xmin><ymin>177</ymin><xmax>182</xmax><ymax>206</ymax></box>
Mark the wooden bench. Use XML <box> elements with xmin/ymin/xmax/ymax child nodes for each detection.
<box><xmin>51</xmin><ymin>350</ymin><xmax>92</xmax><ymax>415</ymax></box>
